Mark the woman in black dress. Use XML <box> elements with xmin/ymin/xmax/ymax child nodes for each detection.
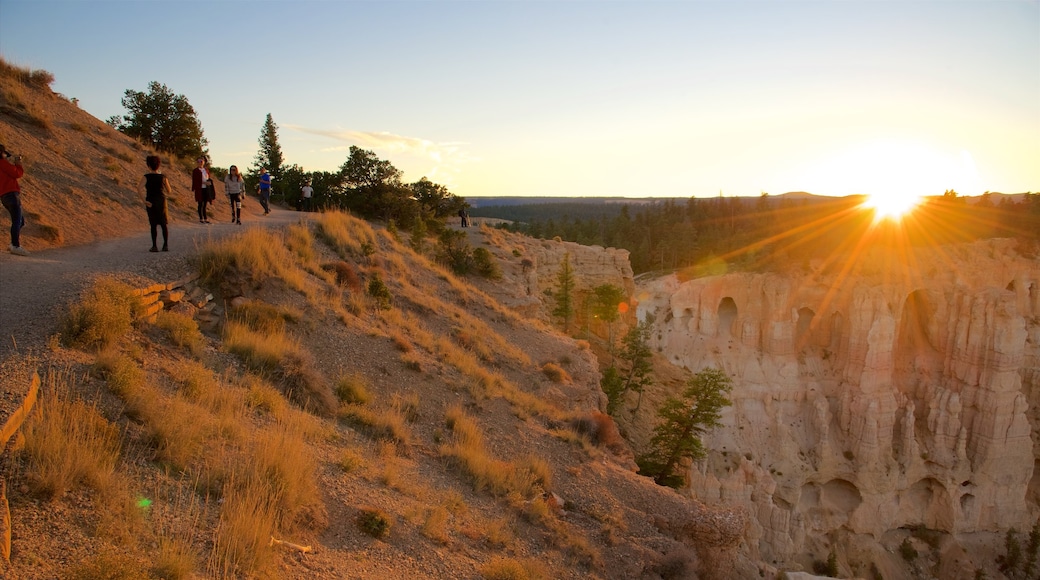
<box><xmin>140</xmin><ymin>155</ymin><xmax>171</xmax><ymax>252</ymax></box>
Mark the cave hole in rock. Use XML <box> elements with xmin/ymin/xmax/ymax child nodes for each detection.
<box><xmin>1006</xmin><ymin>280</ymin><xmax>1016</xmax><ymax>292</ymax></box>
<box><xmin>822</xmin><ymin>479</ymin><xmax>863</xmax><ymax>514</ymax></box>
<box><xmin>798</xmin><ymin>482</ymin><xmax>821</xmax><ymax>510</ymax></box>
<box><xmin>717</xmin><ymin>297</ymin><xmax>738</xmax><ymax>337</ymax></box>
<box><xmin>959</xmin><ymin>493</ymin><xmax>975</xmax><ymax>516</ymax></box>
<box><xmin>895</xmin><ymin>289</ymin><xmax>940</xmax><ymax>397</ymax></box>
<box><xmin>904</xmin><ymin>477</ymin><xmax>955</xmax><ymax>532</ymax></box>
<box><xmin>680</xmin><ymin>307</ymin><xmax>693</xmax><ymax>333</ymax></box>
<box><xmin>796</xmin><ymin>307</ymin><xmax>816</xmax><ymax>351</ymax></box>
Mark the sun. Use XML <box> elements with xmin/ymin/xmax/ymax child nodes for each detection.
<box><xmin>796</xmin><ymin>138</ymin><xmax>981</xmax><ymax>221</ymax></box>
<box><xmin>861</xmin><ymin>191</ymin><xmax>922</xmax><ymax>221</ymax></box>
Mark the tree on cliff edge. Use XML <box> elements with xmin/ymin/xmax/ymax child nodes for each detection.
<box><xmin>637</xmin><ymin>367</ymin><xmax>732</xmax><ymax>488</ymax></box>
<box><xmin>552</xmin><ymin>254</ymin><xmax>575</xmax><ymax>332</ymax></box>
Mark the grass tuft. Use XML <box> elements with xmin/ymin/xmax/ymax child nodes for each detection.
<box><xmin>61</xmin><ymin>277</ymin><xmax>142</xmax><ymax>350</ymax></box>
<box><xmin>23</xmin><ymin>373</ymin><xmax>121</xmax><ymax>499</ymax></box>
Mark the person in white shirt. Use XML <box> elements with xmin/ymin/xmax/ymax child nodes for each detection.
<box><xmin>301</xmin><ymin>181</ymin><xmax>314</xmax><ymax>212</ymax></box>
<box><xmin>224</xmin><ymin>165</ymin><xmax>246</xmax><ymax>224</ymax></box>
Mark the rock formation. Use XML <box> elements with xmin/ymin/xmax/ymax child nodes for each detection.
<box><xmin>635</xmin><ymin>238</ymin><xmax>1040</xmax><ymax>568</ymax></box>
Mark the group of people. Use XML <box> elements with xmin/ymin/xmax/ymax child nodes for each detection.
<box><xmin>141</xmin><ymin>156</ymin><xmax>274</xmax><ymax>253</ymax></box>
<box><xmin>0</xmin><ymin>144</ymin><xmax>305</xmax><ymax>256</ymax></box>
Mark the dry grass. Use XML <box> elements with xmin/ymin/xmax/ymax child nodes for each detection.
<box><xmin>339</xmin><ymin>403</ymin><xmax>413</xmax><ymax>447</ymax></box>
<box><xmin>223</xmin><ymin>321</ymin><xmax>336</xmax><ymax>416</ymax></box>
<box><xmin>334</xmin><ymin>372</ymin><xmax>372</xmax><ymax>405</ymax></box>
<box><xmin>315</xmin><ymin>211</ymin><xmax>378</xmax><ymax>258</ymax></box>
<box><xmin>210</xmin><ymin>424</ymin><xmax>325</xmax><ymax>575</ymax></box>
<box><xmin>541</xmin><ymin>362</ymin><xmax>572</xmax><ymax>384</ymax></box>
<box><xmin>480</xmin><ymin>556</ymin><xmax>547</xmax><ymax>580</ymax></box>
<box><xmin>195</xmin><ymin>227</ymin><xmax>310</xmax><ymax>295</ymax></box>
<box><xmin>243</xmin><ymin>374</ymin><xmax>288</xmax><ymax>417</ymax></box>
<box><xmin>153</xmin><ymin>310</ymin><xmax>204</xmax><ymax>355</ymax></box>
<box><xmin>228</xmin><ymin>299</ymin><xmax>299</xmax><ymax>334</ymax></box>
<box><xmin>61</xmin><ymin>277</ymin><xmax>142</xmax><ymax>350</ymax></box>
<box><xmin>22</xmin><ymin>372</ymin><xmax>121</xmax><ymax>499</ymax></box>
<box><xmin>441</xmin><ymin>407</ymin><xmax>549</xmax><ymax>499</ymax></box>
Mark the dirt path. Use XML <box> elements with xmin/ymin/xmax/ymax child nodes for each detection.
<box><xmin>0</xmin><ymin>204</ymin><xmax>314</xmax><ymax>360</ymax></box>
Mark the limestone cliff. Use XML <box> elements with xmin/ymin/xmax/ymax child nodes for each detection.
<box><xmin>634</xmin><ymin>238</ymin><xmax>1040</xmax><ymax>570</ymax></box>
<box><xmin>632</xmin><ymin>239</ymin><xmax>1040</xmax><ymax>569</ymax></box>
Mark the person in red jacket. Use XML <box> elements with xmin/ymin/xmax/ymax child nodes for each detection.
<box><xmin>0</xmin><ymin>143</ymin><xmax>28</xmax><ymax>256</ymax></box>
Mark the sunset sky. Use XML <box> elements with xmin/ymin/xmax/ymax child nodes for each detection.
<box><xmin>1</xmin><ymin>0</ymin><xmax>1036</xmax><ymax>199</ymax></box>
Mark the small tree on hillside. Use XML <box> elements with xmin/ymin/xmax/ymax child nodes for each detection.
<box><xmin>552</xmin><ymin>253</ymin><xmax>575</xmax><ymax>332</ymax></box>
<box><xmin>590</xmin><ymin>283</ymin><xmax>626</xmax><ymax>358</ymax></box>
<box><xmin>112</xmin><ymin>81</ymin><xmax>207</xmax><ymax>159</ymax></box>
<box><xmin>637</xmin><ymin>367</ymin><xmax>732</xmax><ymax>487</ymax></box>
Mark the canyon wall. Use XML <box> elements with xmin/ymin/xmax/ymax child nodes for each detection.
<box><xmin>635</xmin><ymin>238</ymin><xmax>1040</xmax><ymax>566</ymax></box>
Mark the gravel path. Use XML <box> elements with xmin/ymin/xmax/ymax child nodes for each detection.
<box><xmin>0</xmin><ymin>204</ymin><xmax>313</xmax><ymax>361</ymax></box>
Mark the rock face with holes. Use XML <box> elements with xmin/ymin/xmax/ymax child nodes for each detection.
<box><xmin>635</xmin><ymin>238</ymin><xmax>1040</xmax><ymax>566</ymax></box>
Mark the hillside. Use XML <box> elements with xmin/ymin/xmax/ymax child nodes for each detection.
<box><xmin>0</xmin><ymin>58</ymin><xmax>199</xmax><ymax>250</ymax></box>
<box><xmin>0</xmin><ymin>61</ymin><xmax>750</xmax><ymax>579</ymax></box>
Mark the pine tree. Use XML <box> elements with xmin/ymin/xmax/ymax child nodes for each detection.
<box><xmin>551</xmin><ymin>253</ymin><xmax>575</xmax><ymax>332</ymax></box>
<box><xmin>637</xmin><ymin>367</ymin><xmax>732</xmax><ymax>487</ymax></box>
<box><xmin>253</xmin><ymin>113</ymin><xmax>284</xmax><ymax>178</ymax></box>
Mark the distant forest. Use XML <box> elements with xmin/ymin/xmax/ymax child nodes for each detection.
<box><xmin>470</xmin><ymin>193</ymin><xmax>1040</xmax><ymax>275</ymax></box>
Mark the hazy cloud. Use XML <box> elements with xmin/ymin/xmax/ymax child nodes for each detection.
<box><xmin>284</xmin><ymin>125</ymin><xmax>477</xmax><ymax>187</ymax></box>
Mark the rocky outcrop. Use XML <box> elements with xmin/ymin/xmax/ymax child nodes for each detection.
<box><xmin>635</xmin><ymin>238</ymin><xmax>1040</xmax><ymax>566</ymax></box>
<box><xmin>471</xmin><ymin>227</ymin><xmax>635</xmax><ymax>327</ymax></box>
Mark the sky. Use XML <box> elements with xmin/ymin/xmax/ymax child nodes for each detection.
<box><xmin>0</xmin><ymin>0</ymin><xmax>1037</xmax><ymax>199</ymax></box>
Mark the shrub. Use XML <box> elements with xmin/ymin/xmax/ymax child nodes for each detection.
<box><xmin>335</xmin><ymin>373</ymin><xmax>372</xmax><ymax>405</ymax></box>
<box><xmin>473</xmin><ymin>247</ymin><xmax>502</xmax><ymax>279</ymax></box>
<box><xmin>338</xmin><ymin>449</ymin><xmax>365</xmax><ymax>472</ymax></box>
<box><xmin>322</xmin><ymin>260</ymin><xmax>362</xmax><ymax>290</ymax></box>
<box><xmin>61</xmin><ymin>277</ymin><xmax>142</xmax><ymax>349</ymax></box>
<box><xmin>899</xmin><ymin>538</ymin><xmax>918</xmax><ymax>561</ymax></box>
<box><xmin>540</xmin><ymin>362</ymin><xmax>571</xmax><ymax>384</ymax></box>
<box><xmin>570</xmin><ymin>411</ymin><xmax>624</xmax><ymax>450</ymax></box>
<box><xmin>367</xmin><ymin>272</ymin><xmax>393</xmax><ymax>310</ymax></box>
<box><xmin>357</xmin><ymin>508</ymin><xmax>392</xmax><ymax>538</ymax></box>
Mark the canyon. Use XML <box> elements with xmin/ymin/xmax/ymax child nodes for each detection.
<box><xmin>483</xmin><ymin>229</ymin><xmax>1039</xmax><ymax>576</ymax></box>
<box><xmin>634</xmin><ymin>238</ymin><xmax>1039</xmax><ymax>575</ymax></box>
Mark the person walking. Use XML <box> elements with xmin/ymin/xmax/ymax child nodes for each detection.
<box><xmin>191</xmin><ymin>156</ymin><xmax>212</xmax><ymax>223</ymax></box>
<box><xmin>0</xmin><ymin>144</ymin><xmax>29</xmax><ymax>256</ymax></box>
<box><xmin>301</xmin><ymin>180</ymin><xmax>313</xmax><ymax>212</ymax></box>
<box><xmin>224</xmin><ymin>165</ymin><xmax>246</xmax><ymax>225</ymax></box>
<box><xmin>141</xmin><ymin>155</ymin><xmax>171</xmax><ymax>252</ymax></box>
<box><xmin>258</xmin><ymin>167</ymin><xmax>272</xmax><ymax>215</ymax></box>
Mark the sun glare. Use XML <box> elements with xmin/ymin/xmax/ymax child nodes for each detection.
<box><xmin>862</xmin><ymin>191</ymin><xmax>922</xmax><ymax>221</ymax></box>
<box><xmin>797</xmin><ymin>139</ymin><xmax>981</xmax><ymax>221</ymax></box>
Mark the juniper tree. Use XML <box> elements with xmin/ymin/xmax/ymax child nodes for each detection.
<box><xmin>113</xmin><ymin>81</ymin><xmax>207</xmax><ymax>158</ymax></box>
<box><xmin>637</xmin><ymin>367</ymin><xmax>732</xmax><ymax>487</ymax></box>
<box><xmin>551</xmin><ymin>253</ymin><xmax>575</xmax><ymax>332</ymax></box>
<box><xmin>602</xmin><ymin>314</ymin><xmax>655</xmax><ymax>415</ymax></box>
